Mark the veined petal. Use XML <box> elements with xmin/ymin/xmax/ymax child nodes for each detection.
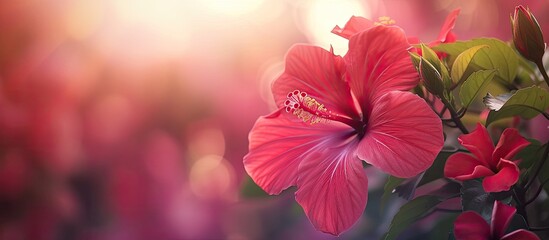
<box><xmin>501</xmin><ymin>230</ymin><xmax>540</xmax><ymax>240</ymax></box>
<box><xmin>273</xmin><ymin>45</ymin><xmax>359</xmax><ymax>120</ymax></box>
<box><xmin>243</xmin><ymin>110</ymin><xmax>355</xmax><ymax>195</ymax></box>
<box><xmin>459</xmin><ymin>123</ymin><xmax>495</xmax><ymax>168</ymax></box>
<box><xmin>331</xmin><ymin>16</ymin><xmax>375</xmax><ymax>39</ymax></box>
<box><xmin>357</xmin><ymin>91</ymin><xmax>443</xmax><ymax>178</ymax></box>
<box><xmin>482</xmin><ymin>159</ymin><xmax>519</xmax><ymax>193</ymax></box>
<box><xmin>345</xmin><ymin>25</ymin><xmax>419</xmax><ymax>115</ymax></box>
<box><xmin>436</xmin><ymin>9</ymin><xmax>460</xmax><ymax>43</ymax></box>
<box><xmin>295</xmin><ymin>138</ymin><xmax>367</xmax><ymax>236</ymax></box>
<box><xmin>454</xmin><ymin>211</ymin><xmax>491</xmax><ymax>240</ymax></box>
<box><xmin>444</xmin><ymin>152</ymin><xmax>494</xmax><ymax>180</ymax></box>
<box><xmin>491</xmin><ymin>201</ymin><xmax>517</xmax><ymax>239</ymax></box>
<box><xmin>493</xmin><ymin>128</ymin><xmax>530</xmax><ymax>165</ymax></box>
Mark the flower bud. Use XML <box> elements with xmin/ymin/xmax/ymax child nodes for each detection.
<box><xmin>511</xmin><ymin>5</ymin><xmax>546</xmax><ymax>63</ymax></box>
<box><xmin>419</xmin><ymin>57</ymin><xmax>444</xmax><ymax>96</ymax></box>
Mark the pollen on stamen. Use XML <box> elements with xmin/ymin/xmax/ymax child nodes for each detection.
<box><xmin>284</xmin><ymin>90</ymin><xmax>330</xmax><ymax>124</ymax></box>
<box><xmin>375</xmin><ymin>16</ymin><xmax>396</xmax><ymax>26</ymax></box>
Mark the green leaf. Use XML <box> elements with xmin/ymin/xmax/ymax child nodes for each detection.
<box><xmin>418</xmin><ymin>151</ymin><xmax>454</xmax><ymax>187</ymax></box>
<box><xmin>394</xmin><ymin>174</ymin><xmax>423</xmax><ymax>200</ymax></box>
<box><xmin>428</xmin><ymin>213</ymin><xmax>459</xmax><ymax>240</ymax></box>
<box><xmin>240</xmin><ymin>176</ymin><xmax>270</xmax><ymax>199</ymax></box>
<box><xmin>517</xmin><ymin>139</ymin><xmax>543</xmax><ymax>173</ymax></box>
<box><xmin>459</xmin><ymin>69</ymin><xmax>497</xmax><ymax>108</ymax></box>
<box><xmin>451</xmin><ymin>45</ymin><xmax>489</xmax><ymax>84</ymax></box>
<box><xmin>434</xmin><ymin>38</ymin><xmax>519</xmax><ymax>84</ymax></box>
<box><xmin>485</xmin><ymin>86</ymin><xmax>549</xmax><ymax>126</ymax></box>
<box><xmin>517</xmin><ymin>141</ymin><xmax>549</xmax><ymax>195</ymax></box>
<box><xmin>421</xmin><ymin>44</ymin><xmax>452</xmax><ymax>88</ymax></box>
<box><xmin>516</xmin><ymin>54</ymin><xmax>539</xmax><ymax>87</ymax></box>
<box><xmin>461</xmin><ymin>179</ymin><xmax>512</xmax><ymax>220</ymax></box>
<box><xmin>381</xmin><ymin>176</ymin><xmax>405</xmax><ymax>210</ymax></box>
<box><xmin>384</xmin><ymin>195</ymin><xmax>443</xmax><ymax>240</ymax></box>
<box><xmin>461</xmin><ymin>179</ymin><xmax>494</xmax><ymax>220</ymax></box>
<box><xmin>539</xmin><ymin>154</ymin><xmax>549</xmax><ymax>198</ymax></box>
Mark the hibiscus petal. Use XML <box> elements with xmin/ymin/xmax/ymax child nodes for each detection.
<box><xmin>459</xmin><ymin>123</ymin><xmax>495</xmax><ymax>167</ymax></box>
<box><xmin>491</xmin><ymin>201</ymin><xmax>517</xmax><ymax>239</ymax></box>
<box><xmin>435</xmin><ymin>9</ymin><xmax>460</xmax><ymax>43</ymax></box>
<box><xmin>272</xmin><ymin>44</ymin><xmax>359</xmax><ymax>120</ymax></box>
<box><xmin>492</xmin><ymin>128</ymin><xmax>530</xmax><ymax>165</ymax></box>
<box><xmin>345</xmin><ymin>25</ymin><xmax>419</xmax><ymax>115</ymax></box>
<box><xmin>295</xmin><ymin>138</ymin><xmax>367</xmax><ymax>236</ymax></box>
<box><xmin>357</xmin><ymin>91</ymin><xmax>443</xmax><ymax>178</ymax></box>
<box><xmin>501</xmin><ymin>229</ymin><xmax>540</xmax><ymax>240</ymax></box>
<box><xmin>331</xmin><ymin>16</ymin><xmax>375</xmax><ymax>39</ymax></box>
<box><xmin>482</xmin><ymin>159</ymin><xmax>519</xmax><ymax>193</ymax></box>
<box><xmin>444</xmin><ymin>152</ymin><xmax>494</xmax><ymax>180</ymax></box>
<box><xmin>454</xmin><ymin>211</ymin><xmax>491</xmax><ymax>240</ymax></box>
<box><xmin>243</xmin><ymin>109</ymin><xmax>355</xmax><ymax>195</ymax></box>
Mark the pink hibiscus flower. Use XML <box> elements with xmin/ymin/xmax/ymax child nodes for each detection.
<box><xmin>444</xmin><ymin>123</ymin><xmax>530</xmax><ymax>193</ymax></box>
<box><xmin>243</xmin><ymin>25</ymin><xmax>443</xmax><ymax>235</ymax></box>
<box><xmin>454</xmin><ymin>201</ymin><xmax>540</xmax><ymax>240</ymax></box>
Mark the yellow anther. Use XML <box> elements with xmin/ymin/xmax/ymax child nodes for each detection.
<box><xmin>285</xmin><ymin>90</ymin><xmax>330</xmax><ymax>125</ymax></box>
<box><xmin>375</xmin><ymin>16</ymin><xmax>396</xmax><ymax>26</ymax></box>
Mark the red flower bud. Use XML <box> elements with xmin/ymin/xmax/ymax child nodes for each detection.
<box><xmin>511</xmin><ymin>5</ymin><xmax>546</xmax><ymax>63</ymax></box>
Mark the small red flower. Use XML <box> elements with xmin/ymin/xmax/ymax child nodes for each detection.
<box><xmin>444</xmin><ymin>123</ymin><xmax>530</xmax><ymax>192</ymax></box>
<box><xmin>244</xmin><ymin>25</ymin><xmax>443</xmax><ymax>235</ymax></box>
<box><xmin>454</xmin><ymin>201</ymin><xmax>540</xmax><ymax>240</ymax></box>
<box><xmin>332</xmin><ymin>9</ymin><xmax>461</xmax><ymax>47</ymax></box>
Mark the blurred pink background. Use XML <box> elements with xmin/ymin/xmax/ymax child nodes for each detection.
<box><xmin>0</xmin><ymin>0</ymin><xmax>548</xmax><ymax>239</ymax></box>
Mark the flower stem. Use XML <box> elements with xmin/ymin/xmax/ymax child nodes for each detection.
<box><xmin>514</xmin><ymin>141</ymin><xmax>549</xmax><ymax>228</ymax></box>
<box><xmin>513</xmin><ymin>188</ymin><xmax>530</xmax><ymax>226</ymax></box>
<box><xmin>535</xmin><ymin>61</ymin><xmax>549</xmax><ymax>88</ymax></box>
<box><xmin>440</xmin><ymin>97</ymin><xmax>469</xmax><ymax>134</ymax></box>
<box><xmin>525</xmin><ymin>178</ymin><xmax>549</xmax><ymax>205</ymax></box>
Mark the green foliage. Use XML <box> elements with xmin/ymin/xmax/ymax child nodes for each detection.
<box><xmin>461</xmin><ymin>179</ymin><xmax>494</xmax><ymax>220</ymax></box>
<box><xmin>517</xmin><ymin>139</ymin><xmax>543</xmax><ymax>178</ymax></box>
<box><xmin>418</xmin><ymin>151</ymin><xmax>454</xmax><ymax>187</ymax></box>
<box><xmin>428</xmin><ymin>214</ymin><xmax>459</xmax><ymax>240</ymax></box>
<box><xmin>539</xmin><ymin>157</ymin><xmax>549</xmax><ymax>197</ymax></box>
<box><xmin>434</xmin><ymin>38</ymin><xmax>519</xmax><ymax>85</ymax></box>
<box><xmin>381</xmin><ymin>176</ymin><xmax>405</xmax><ymax>210</ymax></box>
<box><xmin>410</xmin><ymin>52</ymin><xmax>421</xmax><ymax>70</ymax></box>
<box><xmin>451</xmin><ymin>45</ymin><xmax>489</xmax><ymax>84</ymax></box>
<box><xmin>422</xmin><ymin>44</ymin><xmax>452</xmax><ymax>88</ymax></box>
<box><xmin>459</xmin><ymin>70</ymin><xmax>497</xmax><ymax>108</ymax></box>
<box><xmin>518</xmin><ymin>141</ymin><xmax>549</xmax><ymax>196</ymax></box>
<box><xmin>461</xmin><ymin>179</ymin><xmax>512</xmax><ymax>220</ymax></box>
<box><xmin>383</xmin><ymin>195</ymin><xmax>444</xmax><ymax>240</ymax></box>
<box><xmin>485</xmin><ymin>86</ymin><xmax>549</xmax><ymax>126</ymax></box>
<box><xmin>420</xmin><ymin>57</ymin><xmax>445</xmax><ymax>96</ymax></box>
<box><xmin>516</xmin><ymin>55</ymin><xmax>539</xmax><ymax>87</ymax></box>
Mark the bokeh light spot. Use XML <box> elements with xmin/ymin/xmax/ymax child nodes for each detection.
<box><xmin>187</xmin><ymin>126</ymin><xmax>226</xmax><ymax>160</ymax></box>
<box><xmin>189</xmin><ymin>155</ymin><xmax>235</xmax><ymax>200</ymax></box>
<box><xmin>200</xmin><ymin>0</ymin><xmax>265</xmax><ymax>16</ymax></box>
<box><xmin>299</xmin><ymin>0</ymin><xmax>369</xmax><ymax>55</ymax></box>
